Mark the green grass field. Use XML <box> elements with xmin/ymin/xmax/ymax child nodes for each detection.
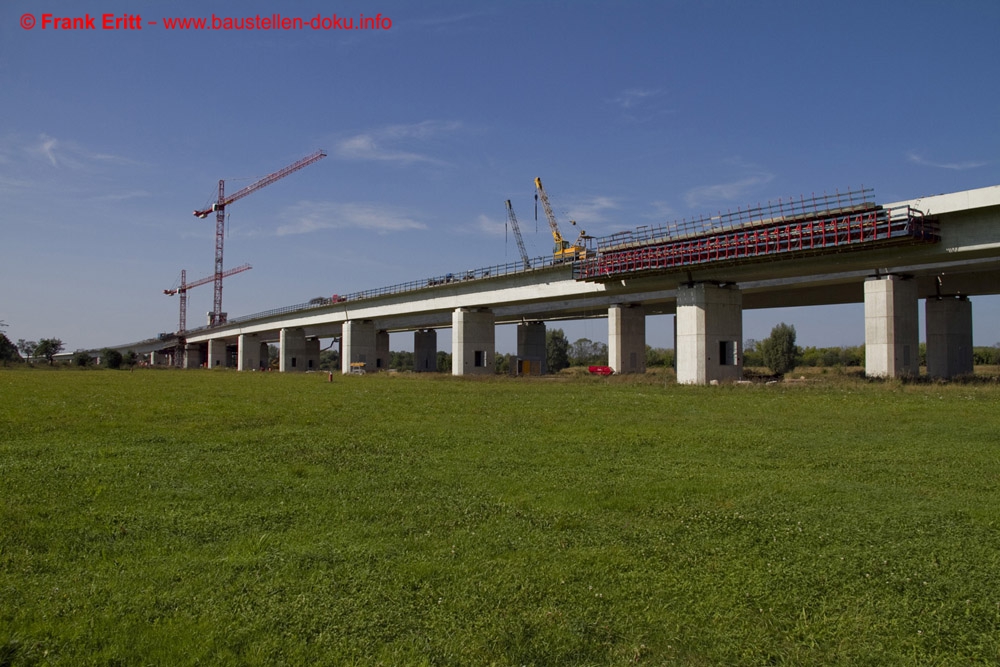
<box><xmin>2</xmin><ymin>369</ymin><xmax>999</xmax><ymax>665</ymax></box>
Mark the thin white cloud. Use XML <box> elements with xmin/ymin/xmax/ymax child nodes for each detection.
<box><xmin>685</xmin><ymin>171</ymin><xmax>775</xmax><ymax>209</ymax></box>
<box><xmin>335</xmin><ymin>120</ymin><xmax>461</xmax><ymax>165</ymax></box>
<box><xmin>646</xmin><ymin>200</ymin><xmax>676</xmax><ymax>220</ymax></box>
<box><xmin>34</xmin><ymin>134</ymin><xmax>60</xmax><ymax>166</ymax></box>
<box><xmin>476</xmin><ymin>213</ymin><xmax>506</xmax><ymax>237</ymax></box>
<box><xmin>19</xmin><ymin>133</ymin><xmax>138</xmax><ymax>170</ymax></box>
<box><xmin>90</xmin><ymin>190</ymin><xmax>152</xmax><ymax>202</ymax></box>
<box><xmin>275</xmin><ymin>201</ymin><xmax>427</xmax><ymax>236</ymax></box>
<box><xmin>610</xmin><ymin>88</ymin><xmax>661</xmax><ymax>110</ymax></box>
<box><xmin>564</xmin><ymin>196</ymin><xmax>619</xmax><ymax>227</ymax></box>
<box><xmin>907</xmin><ymin>151</ymin><xmax>988</xmax><ymax>171</ymax></box>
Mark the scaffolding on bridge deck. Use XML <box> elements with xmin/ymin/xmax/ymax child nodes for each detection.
<box><xmin>574</xmin><ymin>188</ymin><xmax>940</xmax><ymax>281</ymax></box>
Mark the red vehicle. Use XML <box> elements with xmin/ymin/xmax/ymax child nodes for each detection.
<box><xmin>588</xmin><ymin>365</ymin><xmax>614</xmax><ymax>376</ymax></box>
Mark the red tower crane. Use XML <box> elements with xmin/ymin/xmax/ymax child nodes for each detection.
<box><xmin>193</xmin><ymin>149</ymin><xmax>326</xmax><ymax>326</ymax></box>
<box><xmin>164</xmin><ymin>263</ymin><xmax>252</xmax><ymax>333</ymax></box>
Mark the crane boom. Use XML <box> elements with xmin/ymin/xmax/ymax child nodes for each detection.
<box><xmin>163</xmin><ymin>263</ymin><xmax>252</xmax><ymax>296</ymax></box>
<box><xmin>533</xmin><ymin>177</ymin><xmax>589</xmax><ymax>262</ymax></box>
<box><xmin>192</xmin><ymin>150</ymin><xmax>327</xmax><ymax>218</ymax></box>
<box><xmin>192</xmin><ymin>150</ymin><xmax>326</xmax><ymax>327</ymax></box>
<box><xmin>505</xmin><ymin>200</ymin><xmax>531</xmax><ymax>269</ymax></box>
<box><xmin>533</xmin><ymin>177</ymin><xmax>565</xmax><ymax>250</ymax></box>
<box><xmin>164</xmin><ymin>263</ymin><xmax>251</xmax><ymax>335</ymax></box>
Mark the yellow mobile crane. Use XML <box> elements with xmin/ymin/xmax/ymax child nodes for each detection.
<box><xmin>534</xmin><ymin>177</ymin><xmax>590</xmax><ymax>262</ymax></box>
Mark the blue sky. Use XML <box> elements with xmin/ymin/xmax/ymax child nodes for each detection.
<box><xmin>2</xmin><ymin>0</ymin><xmax>999</xmax><ymax>353</ymax></box>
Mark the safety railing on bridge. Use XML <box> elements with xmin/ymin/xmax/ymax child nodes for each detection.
<box><xmin>183</xmin><ymin>253</ymin><xmax>566</xmax><ymax>334</ymax></box>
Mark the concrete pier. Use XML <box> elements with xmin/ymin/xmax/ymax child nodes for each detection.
<box><xmin>413</xmin><ymin>329</ymin><xmax>438</xmax><ymax>372</ymax></box>
<box><xmin>608</xmin><ymin>304</ymin><xmax>646</xmax><ymax>374</ymax></box>
<box><xmin>237</xmin><ymin>334</ymin><xmax>261</xmax><ymax>371</ymax></box>
<box><xmin>183</xmin><ymin>343</ymin><xmax>202</xmax><ymax>369</ymax></box>
<box><xmin>675</xmin><ymin>283</ymin><xmax>743</xmax><ymax>384</ymax></box>
<box><xmin>375</xmin><ymin>329</ymin><xmax>390</xmax><ymax>372</ymax></box>
<box><xmin>280</xmin><ymin>327</ymin><xmax>307</xmax><ymax>372</ymax></box>
<box><xmin>342</xmin><ymin>320</ymin><xmax>376</xmax><ymax>374</ymax></box>
<box><xmin>926</xmin><ymin>296</ymin><xmax>974</xmax><ymax>378</ymax></box>
<box><xmin>516</xmin><ymin>321</ymin><xmax>547</xmax><ymax>375</ymax></box>
<box><xmin>453</xmin><ymin>308</ymin><xmax>495</xmax><ymax>376</ymax></box>
<box><xmin>207</xmin><ymin>339</ymin><xmax>227</xmax><ymax>368</ymax></box>
<box><xmin>864</xmin><ymin>275</ymin><xmax>918</xmax><ymax>378</ymax></box>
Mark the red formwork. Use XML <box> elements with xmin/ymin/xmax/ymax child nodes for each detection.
<box><xmin>575</xmin><ymin>204</ymin><xmax>939</xmax><ymax>281</ymax></box>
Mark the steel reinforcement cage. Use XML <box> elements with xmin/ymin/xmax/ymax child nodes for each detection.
<box><xmin>574</xmin><ymin>188</ymin><xmax>940</xmax><ymax>281</ymax></box>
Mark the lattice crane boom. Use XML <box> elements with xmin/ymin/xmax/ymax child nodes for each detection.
<box><xmin>533</xmin><ymin>177</ymin><xmax>588</xmax><ymax>262</ymax></box>
<box><xmin>164</xmin><ymin>264</ymin><xmax>251</xmax><ymax>334</ymax></box>
<box><xmin>505</xmin><ymin>200</ymin><xmax>531</xmax><ymax>269</ymax></box>
<box><xmin>192</xmin><ymin>150</ymin><xmax>326</xmax><ymax>326</ymax></box>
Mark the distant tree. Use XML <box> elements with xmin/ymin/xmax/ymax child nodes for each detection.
<box><xmin>743</xmin><ymin>339</ymin><xmax>763</xmax><ymax>367</ymax></box>
<box><xmin>495</xmin><ymin>352</ymin><xmax>512</xmax><ymax>374</ymax></box>
<box><xmin>319</xmin><ymin>349</ymin><xmax>339</xmax><ymax>371</ymax></box>
<box><xmin>758</xmin><ymin>323</ymin><xmax>798</xmax><ymax>376</ymax></box>
<box><xmin>436</xmin><ymin>351</ymin><xmax>452</xmax><ymax>373</ymax></box>
<box><xmin>646</xmin><ymin>345</ymin><xmax>674</xmax><ymax>368</ymax></box>
<box><xmin>390</xmin><ymin>350</ymin><xmax>414</xmax><ymax>371</ymax></box>
<box><xmin>122</xmin><ymin>350</ymin><xmax>139</xmax><ymax>369</ymax></box>
<box><xmin>35</xmin><ymin>338</ymin><xmax>64</xmax><ymax>366</ymax></box>
<box><xmin>101</xmin><ymin>348</ymin><xmax>123</xmax><ymax>369</ymax></box>
<box><xmin>72</xmin><ymin>351</ymin><xmax>93</xmax><ymax>367</ymax></box>
<box><xmin>546</xmin><ymin>328</ymin><xmax>570</xmax><ymax>373</ymax></box>
<box><xmin>0</xmin><ymin>334</ymin><xmax>19</xmax><ymax>366</ymax></box>
<box><xmin>569</xmin><ymin>338</ymin><xmax>608</xmax><ymax>367</ymax></box>
<box><xmin>17</xmin><ymin>339</ymin><xmax>37</xmax><ymax>364</ymax></box>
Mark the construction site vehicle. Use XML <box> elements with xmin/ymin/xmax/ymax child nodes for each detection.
<box><xmin>349</xmin><ymin>362</ymin><xmax>366</xmax><ymax>375</ymax></box>
<box><xmin>588</xmin><ymin>365</ymin><xmax>614</xmax><ymax>376</ymax></box>
<box><xmin>534</xmin><ymin>177</ymin><xmax>590</xmax><ymax>262</ymax></box>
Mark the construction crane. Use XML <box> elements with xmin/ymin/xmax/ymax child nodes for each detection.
<box><xmin>164</xmin><ymin>263</ymin><xmax>252</xmax><ymax>334</ymax></box>
<box><xmin>533</xmin><ymin>177</ymin><xmax>589</xmax><ymax>262</ymax></box>
<box><xmin>504</xmin><ymin>199</ymin><xmax>531</xmax><ymax>269</ymax></box>
<box><xmin>193</xmin><ymin>149</ymin><xmax>326</xmax><ymax>326</ymax></box>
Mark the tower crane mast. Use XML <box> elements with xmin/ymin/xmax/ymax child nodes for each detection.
<box><xmin>193</xmin><ymin>149</ymin><xmax>326</xmax><ymax>326</ymax></box>
<box><xmin>505</xmin><ymin>200</ymin><xmax>531</xmax><ymax>269</ymax></box>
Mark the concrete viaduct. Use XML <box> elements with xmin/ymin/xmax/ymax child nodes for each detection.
<box><xmin>128</xmin><ymin>184</ymin><xmax>999</xmax><ymax>383</ymax></box>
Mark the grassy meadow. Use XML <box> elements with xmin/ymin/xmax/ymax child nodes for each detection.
<box><xmin>1</xmin><ymin>369</ymin><xmax>999</xmax><ymax>665</ymax></box>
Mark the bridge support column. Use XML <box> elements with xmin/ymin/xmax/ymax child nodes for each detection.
<box><xmin>183</xmin><ymin>343</ymin><xmax>203</xmax><ymax>369</ymax></box>
<box><xmin>238</xmin><ymin>334</ymin><xmax>261</xmax><ymax>371</ymax></box>
<box><xmin>676</xmin><ymin>283</ymin><xmax>743</xmax><ymax>384</ymax></box>
<box><xmin>305</xmin><ymin>337</ymin><xmax>320</xmax><ymax>371</ymax></box>
<box><xmin>516</xmin><ymin>321</ymin><xmax>547</xmax><ymax>375</ymax></box>
<box><xmin>926</xmin><ymin>296</ymin><xmax>973</xmax><ymax>379</ymax></box>
<box><xmin>453</xmin><ymin>308</ymin><xmax>495</xmax><ymax>376</ymax></box>
<box><xmin>864</xmin><ymin>275</ymin><xmax>918</xmax><ymax>378</ymax></box>
<box><xmin>375</xmin><ymin>330</ymin><xmax>390</xmax><ymax>371</ymax></box>
<box><xmin>280</xmin><ymin>328</ymin><xmax>307</xmax><ymax>372</ymax></box>
<box><xmin>414</xmin><ymin>329</ymin><xmax>438</xmax><ymax>372</ymax></box>
<box><xmin>609</xmin><ymin>305</ymin><xmax>646</xmax><ymax>374</ymax></box>
<box><xmin>342</xmin><ymin>320</ymin><xmax>376</xmax><ymax>374</ymax></box>
<box><xmin>207</xmin><ymin>339</ymin><xmax>227</xmax><ymax>368</ymax></box>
